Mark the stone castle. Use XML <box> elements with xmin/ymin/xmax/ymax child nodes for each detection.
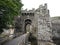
<box><xmin>15</xmin><ymin>3</ymin><xmax>60</xmax><ymax>45</ymax></box>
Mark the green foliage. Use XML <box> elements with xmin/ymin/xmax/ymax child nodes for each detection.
<box><xmin>0</xmin><ymin>0</ymin><xmax>23</xmax><ymax>33</ymax></box>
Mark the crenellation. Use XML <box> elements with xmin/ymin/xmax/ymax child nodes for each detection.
<box><xmin>44</xmin><ymin>3</ymin><xmax>47</xmax><ymax>9</ymax></box>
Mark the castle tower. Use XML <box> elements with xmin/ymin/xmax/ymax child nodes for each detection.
<box><xmin>35</xmin><ymin>3</ymin><xmax>55</xmax><ymax>45</ymax></box>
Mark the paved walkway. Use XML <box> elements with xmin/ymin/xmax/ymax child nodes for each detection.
<box><xmin>4</xmin><ymin>32</ymin><xmax>29</xmax><ymax>45</ymax></box>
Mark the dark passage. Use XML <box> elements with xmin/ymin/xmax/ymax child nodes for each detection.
<box><xmin>28</xmin><ymin>33</ymin><xmax>37</xmax><ymax>45</ymax></box>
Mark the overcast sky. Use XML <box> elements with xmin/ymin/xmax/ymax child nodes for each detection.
<box><xmin>22</xmin><ymin>0</ymin><xmax>60</xmax><ymax>17</ymax></box>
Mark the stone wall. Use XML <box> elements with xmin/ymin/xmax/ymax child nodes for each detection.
<box><xmin>35</xmin><ymin>4</ymin><xmax>53</xmax><ymax>45</ymax></box>
<box><xmin>51</xmin><ymin>17</ymin><xmax>60</xmax><ymax>45</ymax></box>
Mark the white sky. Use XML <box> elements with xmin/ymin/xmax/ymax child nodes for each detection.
<box><xmin>22</xmin><ymin>0</ymin><xmax>60</xmax><ymax>17</ymax></box>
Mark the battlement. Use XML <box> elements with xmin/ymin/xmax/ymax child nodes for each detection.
<box><xmin>21</xmin><ymin>3</ymin><xmax>49</xmax><ymax>16</ymax></box>
<box><xmin>39</xmin><ymin>3</ymin><xmax>47</xmax><ymax>9</ymax></box>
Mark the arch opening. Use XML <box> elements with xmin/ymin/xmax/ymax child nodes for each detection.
<box><xmin>25</xmin><ymin>19</ymin><xmax>32</xmax><ymax>33</ymax></box>
<box><xmin>24</xmin><ymin>19</ymin><xmax>37</xmax><ymax>45</ymax></box>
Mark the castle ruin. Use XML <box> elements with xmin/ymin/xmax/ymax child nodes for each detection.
<box><xmin>15</xmin><ymin>3</ymin><xmax>59</xmax><ymax>45</ymax></box>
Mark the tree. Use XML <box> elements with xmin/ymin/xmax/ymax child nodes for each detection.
<box><xmin>0</xmin><ymin>0</ymin><xmax>23</xmax><ymax>33</ymax></box>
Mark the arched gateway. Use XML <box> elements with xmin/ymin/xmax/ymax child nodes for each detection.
<box><xmin>25</xmin><ymin>19</ymin><xmax>32</xmax><ymax>33</ymax></box>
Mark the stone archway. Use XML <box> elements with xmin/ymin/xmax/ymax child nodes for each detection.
<box><xmin>25</xmin><ymin>19</ymin><xmax>32</xmax><ymax>33</ymax></box>
<box><xmin>24</xmin><ymin>19</ymin><xmax>37</xmax><ymax>45</ymax></box>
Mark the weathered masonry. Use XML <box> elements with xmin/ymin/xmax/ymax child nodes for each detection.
<box><xmin>15</xmin><ymin>3</ymin><xmax>56</xmax><ymax>45</ymax></box>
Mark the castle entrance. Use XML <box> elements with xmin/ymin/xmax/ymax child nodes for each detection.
<box><xmin>25</xmin><ymin>19</ymin><xmax>32</xmax><ymax>33</ymax></box>
<box><xmin>24</xmin><ymin>19</ymin><xmax>37</xmax><ymax>45</ymax></box>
